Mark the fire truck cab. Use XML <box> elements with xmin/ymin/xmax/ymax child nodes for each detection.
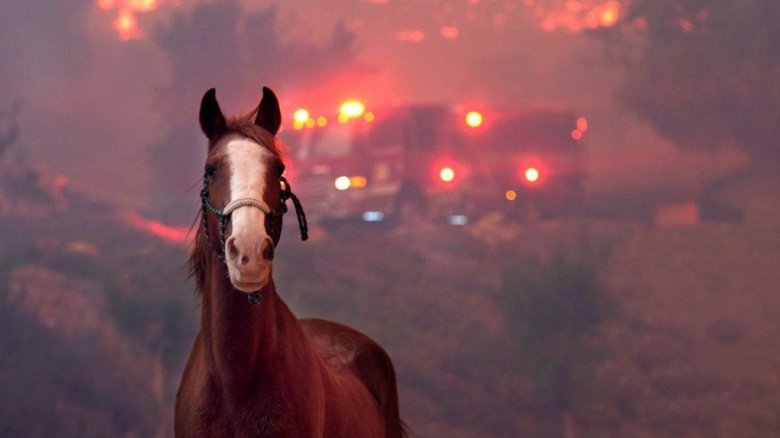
<box><xmin>282</xmin><ymin>103</ymin><xmax>586</xmax><ymax>225</ymax></box>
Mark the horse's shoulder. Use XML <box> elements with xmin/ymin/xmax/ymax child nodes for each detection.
<box><xmin>301</xmin><ymin>318</ymin><xmax>383</xmax><ymax>350</ymax></box>
<box><xmin>300</xmin><ymin>318</ymin><xmax>396</xmax><ymax>405</ymax></box>
<box><xmin>301</xmin><ymin>318</ymin><xmax>391</xmax><ymax>367</ymax></box>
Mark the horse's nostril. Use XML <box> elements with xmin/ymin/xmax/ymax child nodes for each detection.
<box><xmin>240</xmin><ymin>255</ymin><xmax>250</xmax><ymax>265</ymax></box>
<box><xmin>263</xmin><ymin>242</ymin><xmax>274</xmax><ymax>261</ymax></box>
<box><xmin>228</xmin><ymin>239</ymin><xmax>239</xmax><ymax>259</ymax></box>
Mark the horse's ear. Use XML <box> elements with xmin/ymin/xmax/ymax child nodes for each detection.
<box><xmin>200</xmin><ymin>88</ymin><xmax>228</xmax><ymax>141</ymax></box>
<box><xmin>254</xmin><ymin>87</ymin><xmax>282</xmax><ymax>136</ymax></box>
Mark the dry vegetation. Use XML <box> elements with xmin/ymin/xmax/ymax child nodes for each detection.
<box><xmin>1</xmin><ymin>173</ymin><xmax>778</xmax><ymax>437</ymax></box>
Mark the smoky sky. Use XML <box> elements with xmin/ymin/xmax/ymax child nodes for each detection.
<box><xmin>0</xmin><ymin>0</ymin><xmax>749</xmax><ymax>220</ymax></box>
<box><xmin>1</xmin><ymin>0</ymin><xmax>91</xmax><ymax>85</ymax></box>
<box><xmin>148</xmin><ymin>1</ymin><xmax>357</xmax><ymax>220</ymax></box>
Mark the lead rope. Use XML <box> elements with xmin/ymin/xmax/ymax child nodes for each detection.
<box><xmin>201</xmin><ymin>173</ymin><xmax>308</xmax><ymax>305</ymax></box>
<box><xmin>280</xmin><ymin>176</ymin><xmax>308</xmax><ymax>242</ymax></box>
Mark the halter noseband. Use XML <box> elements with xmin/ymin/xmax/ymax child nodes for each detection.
<box><xmin>200</xmin><ymin>172</ymin><xmax>308</xmax><ymax>304</ymax></box>
<box><xmin>222</xmin><ymin>197</ymin><xmax>273</xmax><ymax>216</ymax></box>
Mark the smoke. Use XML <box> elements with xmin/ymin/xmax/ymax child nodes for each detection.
<box><xmin>0</xmin><ymin>0</ymin><xmax>91</xmax><ymax>90</ymax></box>
<box><xmin>1</xmin><ymin>0</ymin><xmax>170</xmax><ymax>207</ymax></box>
<box><xmin>0</xmin><ymin>0</ymin><xmax>750</xmax><ymax>219</ymax></box>
<box><xmin>146</xmin><ymin>1</ymin><xmax>357</xmax><ymax>221</ymax></box>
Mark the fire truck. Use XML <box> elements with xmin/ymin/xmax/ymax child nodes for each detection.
<box><xmin>281</xmin><ymin>101</ymin><xmax>587</xmax><ymax>225</ymax></box>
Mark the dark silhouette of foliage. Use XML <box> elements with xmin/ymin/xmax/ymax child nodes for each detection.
<box><xmin>594</xmin><ymin>0</ymin><xmax>780</xmax><ymax>170</ymax></box>
<box><xmin>499</xmin><ymin>239</ymin><xmax>616</xmax><ymax>412</ymax></box>
<box><xmin>146</xmin><ymin>2</ymin><xmax>356</xmax><ymax>221</ymax></box>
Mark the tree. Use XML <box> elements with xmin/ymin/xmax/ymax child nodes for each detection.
<box><xmin>498</xmin><ymin>239</ymin><xmax>616</xmax><ymax>435</ymax></box>
<box><xmin>594</xmin><ymin>0</ymin><xmax>780</xmax><ymax>170</ymax></box>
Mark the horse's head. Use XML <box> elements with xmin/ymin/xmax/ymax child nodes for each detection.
<box><xmin>198</xmin><ymin>87</ymin><xmax>296</xmax><ymax>294</ymax></box>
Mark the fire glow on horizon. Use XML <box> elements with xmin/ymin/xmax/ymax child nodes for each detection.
<box><xmin>524</xmin><ymin>0</ymin><xmax>623</xmax><ymax>33</ymax></box>
<box><xmin>122</xmin><ymin>211</ymin><xmax>191</xmax><ymax>245</ymax></box>
<box><xmin>94</xmin><ymin>0</ymin><xmax>627</xmax><ymax>43</ymax></box>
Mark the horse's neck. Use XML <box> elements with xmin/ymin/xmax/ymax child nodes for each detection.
<box><xmin>200</xmin><ymin>261</ymin><xmax>315</xmax><ymax>400</ymax></box>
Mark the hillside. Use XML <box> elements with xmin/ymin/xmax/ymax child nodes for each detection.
<box><xmin>1</xmin><ymin>169</ymin><xmax>779</xmax><ymax>437</ymax></box>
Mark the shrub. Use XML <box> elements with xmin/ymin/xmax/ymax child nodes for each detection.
<box><xmin>498</xmin><ymin>238</ymin><xmax>616</xmax><ymax>411</ymax></box>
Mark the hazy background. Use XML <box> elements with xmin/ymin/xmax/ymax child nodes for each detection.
<box><xmin>1</xmin><ymin>0</ymin><xmax>778</xmax><ymax>436</ymax></box>
<box><xmin>2</xmin><ymin>0</ymin><xmax>760</xmax><ymax>218</ymax></box>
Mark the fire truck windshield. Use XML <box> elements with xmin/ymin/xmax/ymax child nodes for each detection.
<box><xmin>292</xmin><ymin>124</ymin><xmax>353</xmax><ymax>160</ymax></box>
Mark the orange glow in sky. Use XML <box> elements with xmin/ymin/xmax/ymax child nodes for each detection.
<box><xmin>530</xmin><ymin>0</ymin><xmax>623</xmax><ymax>33</ymax></box>
<box><xmin>97</xmin><ymin>0</ymin><xmax>159</xmax><ymax>41</ymax></box>
<box><xmin>114</xmin><ymin>9</ymin><xmax>140</xmax><ymax>41</ymax></box>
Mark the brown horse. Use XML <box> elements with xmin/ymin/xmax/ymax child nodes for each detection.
<box><xmin>175</xmin><ymin>87</ymin><xmax>406</xmax><ymax>437</ymax></box>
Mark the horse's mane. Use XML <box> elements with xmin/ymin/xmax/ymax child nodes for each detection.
<box><xmin>225</xmin><ymin>109</ymin><xmax>287</xmax><ymax>161</ymax></box>
<box><xmin>188</xmin><ymin>110</ymin><xmax>288</xmax><ymax>293</ymax></box>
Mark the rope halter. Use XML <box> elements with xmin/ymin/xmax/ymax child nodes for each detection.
<box><xmin>200</xmin><ymin>173</ymin><xmax>308</xmax><ymax>304</ymax></box>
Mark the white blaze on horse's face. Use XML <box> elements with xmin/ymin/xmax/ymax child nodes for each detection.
<box><xmin>224</xmin><ymin>137</ymin><xmax>275</xmax><ymax>292</ymax></box>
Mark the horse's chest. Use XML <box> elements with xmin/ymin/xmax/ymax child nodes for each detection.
<box><xmin>190</xmin><ymin>388</ymin><xmax>318</xmax><ymax>437</ymax></box>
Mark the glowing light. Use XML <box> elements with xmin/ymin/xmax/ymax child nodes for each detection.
<box><xmin>305</xmin><ymin>119</ymin><xmax>316</xmax><ymax>129</ymax></box>
<box><xmin>335</xmin><ymin>176</ymin><xmax>351</xmax><ymax>191</ymax></box>
<box><xmin>598</xmin><ymin>2</ymin><xmax>620</xmax><ymax>27</ymax></box>
<box><xmin>448</xmin><ymin>215</ymin><xmax>468</xmax><ymax>226</ymax></box>
<box><xmin>440</xmin><ymin>167</ymin><xmax>456</xmax><ymax>182</ymax></box>
<box><xmin>129</xmin><ymin>0</ymin><xmax>156</xmax><ymax>12</ymax></box>
<box><xmin>340</xmin><ymin>100</ymin><xmax>365</xmax><ymax>119</ymax></box>
<box><xmin>576</xmin><ymin>116</ymin><xmax>588</xmax><ymax>132</ymax></box>
<box><xmin>679</xmin><ymin>18</ymin><xmax>694</xmax><ymax>32</ymax></box>
<box><xmin>98</xmin><ymin>0</ymin><xmax>160</xmax><ymax>41</ymax></box>
<box><xmin>364</xmin><ymin>112</ymin><xmax>375</xmax><ymax>122</ymax></box>
<box><xmin>440</xmin><ymin>26</ymin><xmax>460</xmax><ymax>40</ymax></box>
<box><xmin>114</xmin><ymin>9</ymin><xmax>140</xmax><ymax>41</ymax></box>
<box><xmin>395</xmin><ymin>30</ymin><xmax>425</xmax><ymax>43</ymax></box>
<box><xmin>123</xmin><ymin>212</ymin><xmax>190</xmax><ymax>244</ymax></box>
<box><xmin>584</xmin><ymin>1</ymin><xmax>621</xmax><ymax>29</ymax></box>
<box><xmin>505</xmin><ymin>190</ymin><xmax>517</xmax><ymax>201</ymax></box>
<box><xmin>571</xmin><ymin>129</ymin><xmax>583</xmax><ymax>140</ymax></box>
<box><xmin>524</xmin><ymin>167</ymin><xmax>540</xmax><ymax>183</ymax></box>
<box><xmin>528</xmin><ymin>0</ymin><xmax>622</xmax><ymax>33</ymax></box>
<box><xmin>293</xmin><ymin>108</ymin><xmax>310</xmax><ymax>124</ymax></box>
<box><xmin>316</xmin><ymin>116</ymin><xmax>328</xmax><ymax>127</ymax></box>
<box><xmin>349</xmin><ymin>176</ymin><xmax>368</xmax><ymax>188</ymax></box>
<box><xmin>465</xmin><ymin>111</ymin><xmax>483</xmax><ymax>128</ymax></box>
<box><xmin>362</xmin><ymin>211</ymin><xmax>385</xmax><ymax>222</ymax></box>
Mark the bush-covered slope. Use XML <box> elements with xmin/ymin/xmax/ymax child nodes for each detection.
<box><xmin>2</xmin><ymin>193</ymin><xmax>779</xmax><ymax>436</ymax></box>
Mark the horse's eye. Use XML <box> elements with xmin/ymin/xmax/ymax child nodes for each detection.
<box><xmin>205</xmin><ymin>165</ymin><xmax>217</xmax><ymax>177</ymax></box>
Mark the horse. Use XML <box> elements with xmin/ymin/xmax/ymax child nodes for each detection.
<box><xmin>175</xmin><ymin>87</ymin><xmax>406</xmax><ymax>437</ymax></box>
